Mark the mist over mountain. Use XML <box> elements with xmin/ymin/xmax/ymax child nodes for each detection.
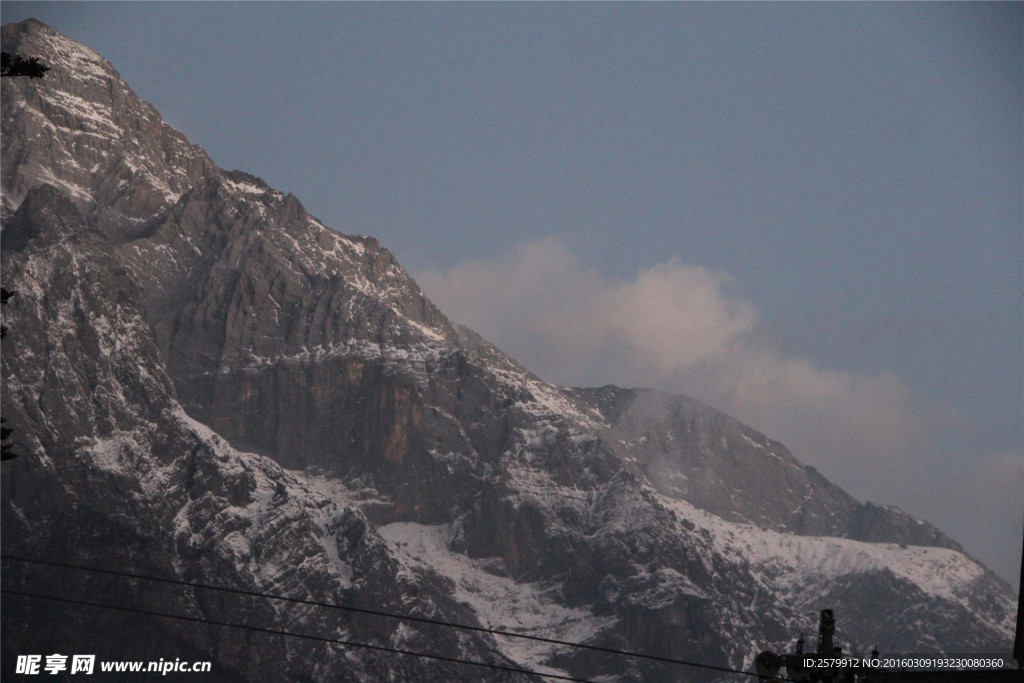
<box><xmin>1</xmin><ymin>19</ymin><xmax>1016</xmax><ymax>681</ymax></box>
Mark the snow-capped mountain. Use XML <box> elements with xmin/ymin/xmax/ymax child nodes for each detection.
<box><xmin>1</xmin><ymin>19</ymin><xmax>1016</xmax><ymax>681</ymax></box>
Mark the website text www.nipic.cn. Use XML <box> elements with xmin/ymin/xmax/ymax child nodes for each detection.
<box><xmin>15</xmin><ymin>654</ymin><xmax>212</xmax><ymax>676</ymax></box>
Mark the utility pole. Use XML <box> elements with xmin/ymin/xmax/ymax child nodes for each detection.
<box><xmin>817</xmin><ymin>609</ymin><xmax>835</xmax><ymax>657</ymax></box>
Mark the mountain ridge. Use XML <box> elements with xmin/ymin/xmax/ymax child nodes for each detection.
<box><xmin>1</xmin><ymin>19</ymin><xmax>1015</xmax><ymax>681</ymax></box>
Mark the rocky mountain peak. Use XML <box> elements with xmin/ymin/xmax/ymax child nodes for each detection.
<box><xmin>1</xmin><ymin>18</ymin><xmax>215</xmax><ymax>238</ymax></box>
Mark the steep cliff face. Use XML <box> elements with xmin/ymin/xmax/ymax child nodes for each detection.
<box><xmin>0</xmin><ymin>186</ymin><xmax>530</xmax><ymax>682</ymax></box>
<box><xmin>1</xmin><ymin>19</ymin><xmax>1016</xmax><ymax>682</ymax></box>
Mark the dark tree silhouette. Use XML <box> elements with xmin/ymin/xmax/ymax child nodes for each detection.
<box><xmin>1</xmin><ymin>51</ymin><xmax>50</xmax><ymax>78</ymax></box>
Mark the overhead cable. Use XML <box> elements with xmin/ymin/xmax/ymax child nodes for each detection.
<box><xmin>2</xmin><ymin>588</ymin><xmax>592</xmax><ymax>683</ymax></box>
<box><xmin>1</xmin><ymin>554</ymin><xmax>757</xmax><ymax>678</ymax></box>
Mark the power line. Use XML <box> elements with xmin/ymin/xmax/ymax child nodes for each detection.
<box><xmin>1</xmin><ymin>588</ymin><xmax>591</xmax><ymax>683</ymax></box>
<box><xmin>2</xmin><ymin>554</ymin><xmax>755</xmax><ymax>678</ymax></box>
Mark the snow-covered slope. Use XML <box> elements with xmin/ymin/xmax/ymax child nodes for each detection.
<box><xmin>1</xmin><ymin>19</ymin><xmax>1016</xmax><ymax>682</ymax></box>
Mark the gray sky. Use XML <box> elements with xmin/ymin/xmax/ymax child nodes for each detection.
<box><xmin>3</xmin><ymin>2</ymin><xmax>1021</xmax><ymax>591</ymax></box>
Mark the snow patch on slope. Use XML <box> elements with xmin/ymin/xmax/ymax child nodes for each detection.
<box><xmin>223</xmin><ymin>178</ymin><xmax>268</xmax><ymax>196</ymax></box>
<box><xmin>652</xmin><ymin>489</ymin><xmax>1013</xmax><ymax>637</ymax></box>
<box><xmin>378</xmin><ymin>522</ymin><xmax>615</xmax><ymax>676</ymax></box>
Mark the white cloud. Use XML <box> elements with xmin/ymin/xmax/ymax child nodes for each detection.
<box><xmin>417</xmin><ymin>237</ymin><xmax>759</xmax><ymax>387</ymax></box>
<box><xmin>603</xmin><ymin>261</ymin><xmax>758</xmax><ymax>370</ymax></box>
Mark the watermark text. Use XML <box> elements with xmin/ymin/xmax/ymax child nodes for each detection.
<box><xmin>16</xmin><ymin>654</ymin><xmax>211</xmax><ymax>676</ymax></box>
